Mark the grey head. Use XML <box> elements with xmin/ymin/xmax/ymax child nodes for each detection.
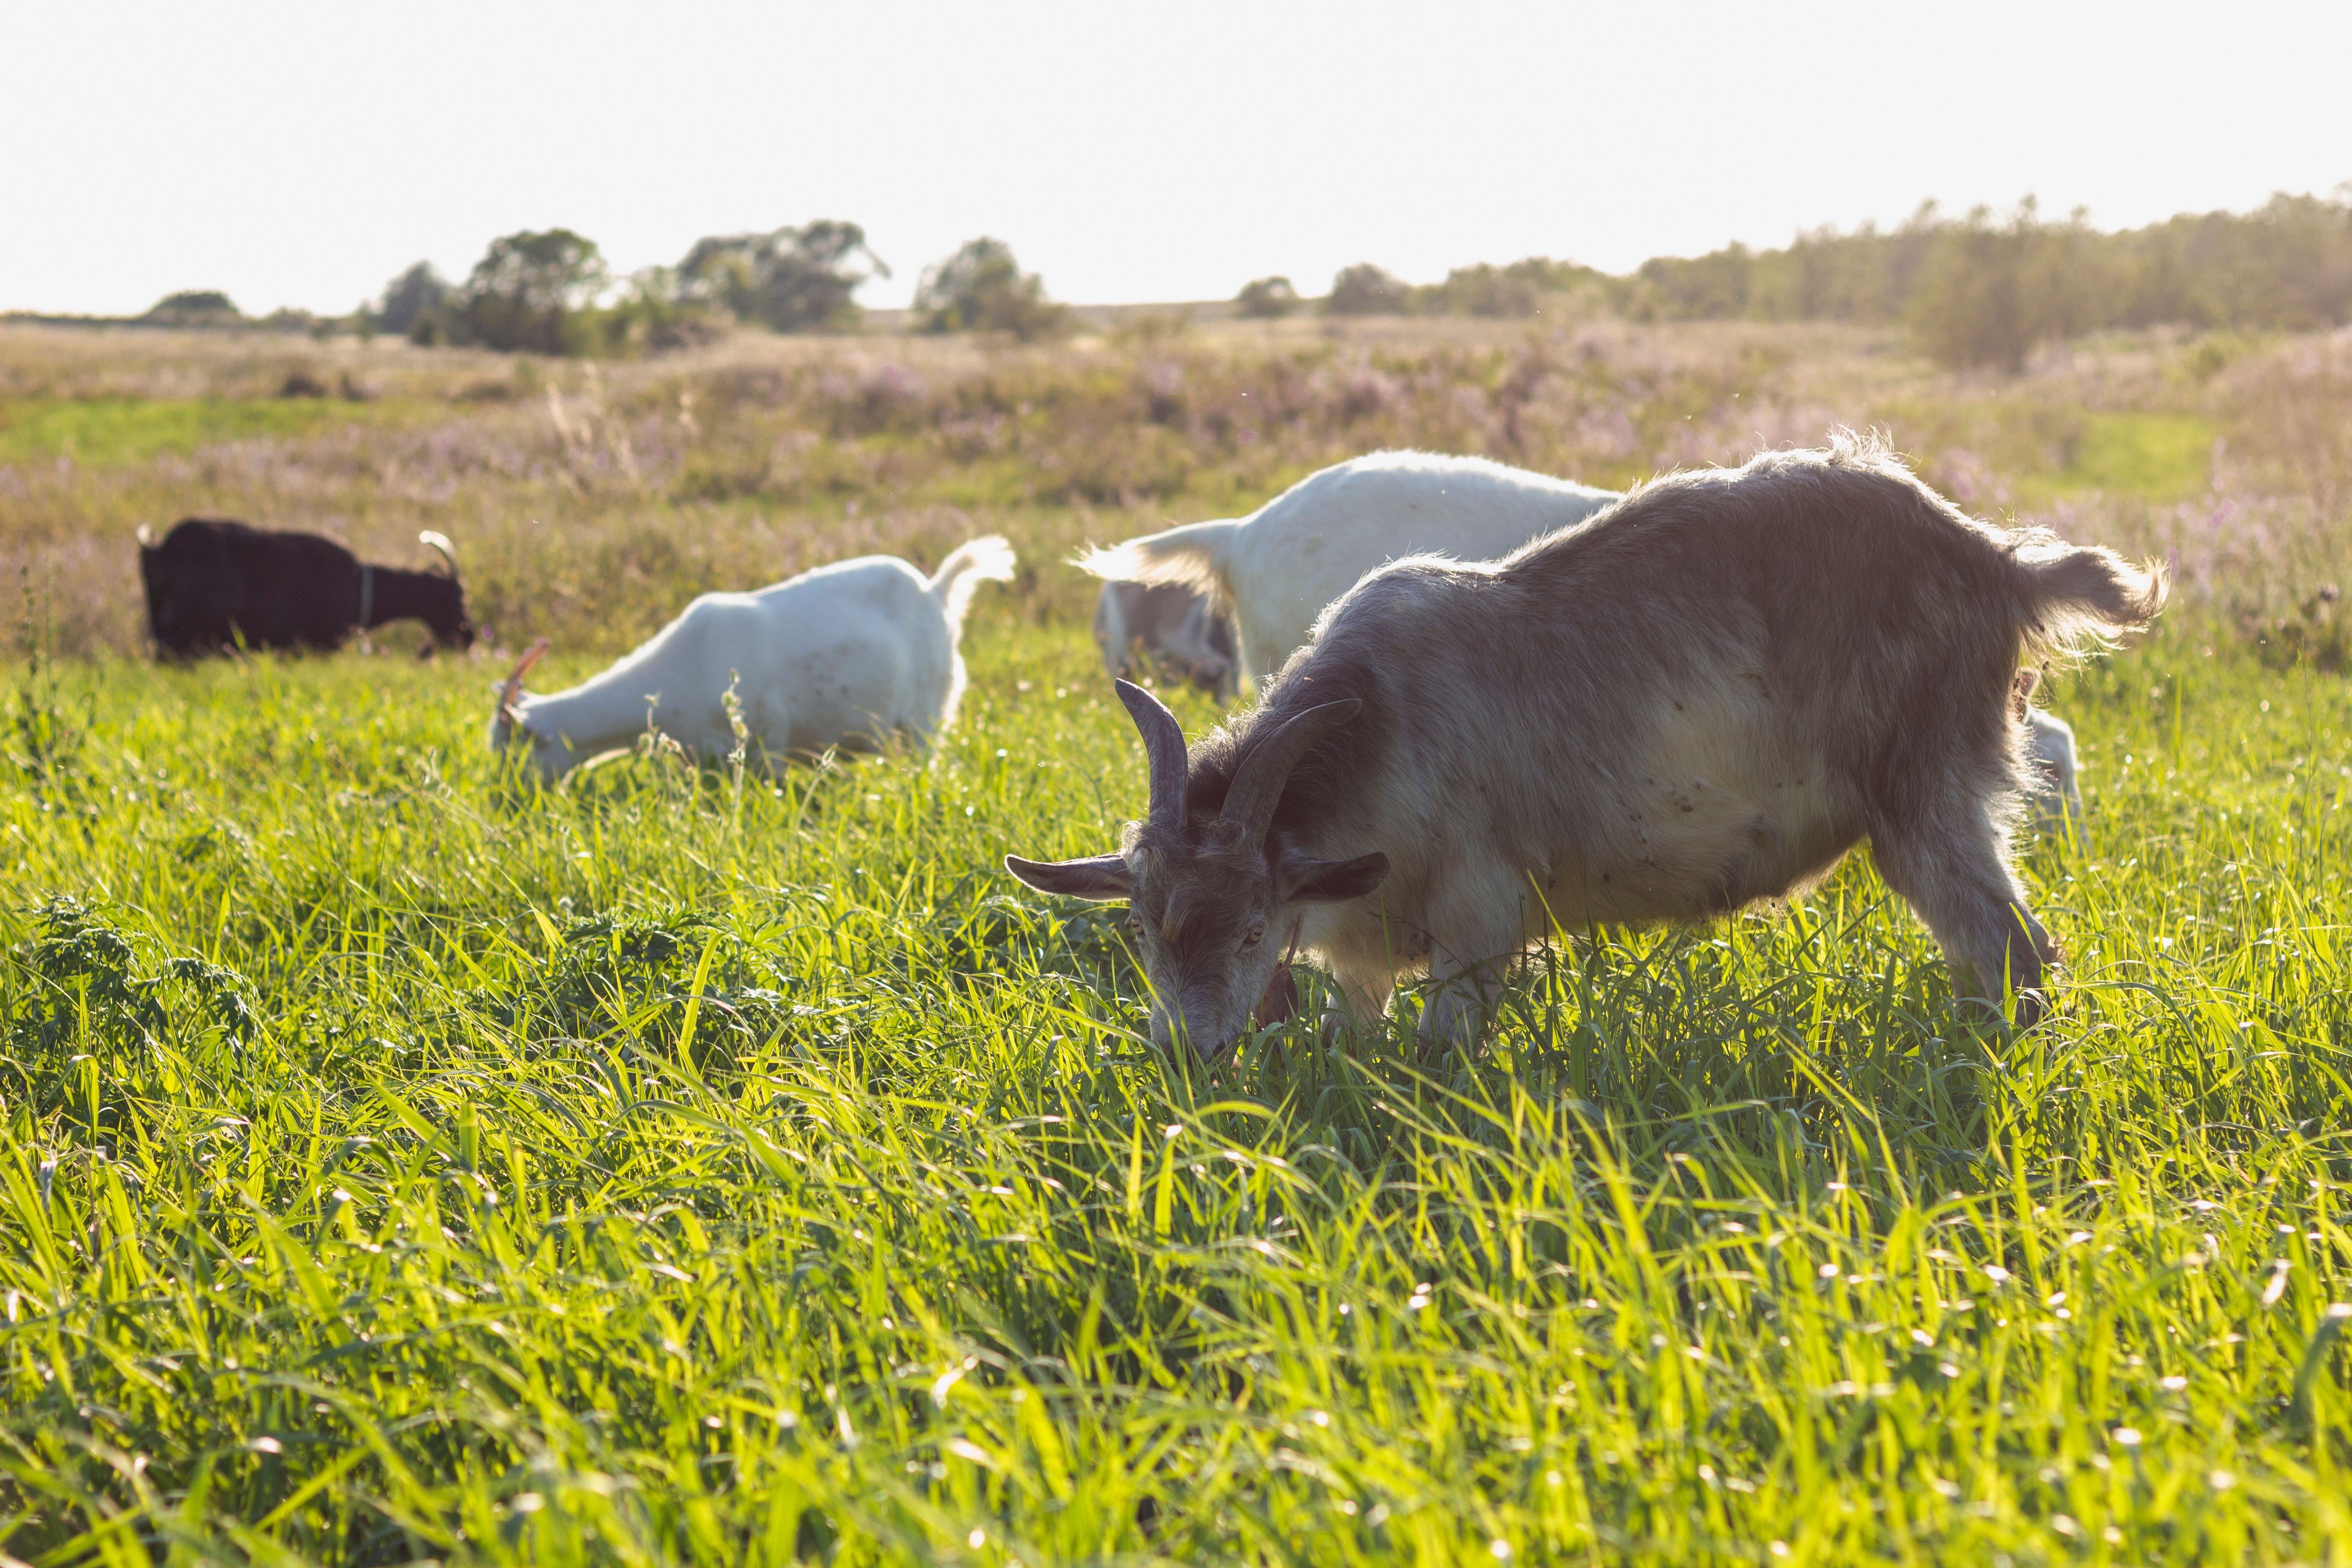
<box><xmin>1005</xmin><ymin>680</ymin><xmax>1388</xmax><ymax>1061</ymax></box>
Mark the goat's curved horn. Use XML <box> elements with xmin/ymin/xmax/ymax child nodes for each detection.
<box><xmin>497</xmin><ymin>638</ymin><xmax>550</xmax><ymax>723</ymax></box>
<box><xmin>1221</xmin><ymin>699</ymin><xmax>1362</xmax><ymax>841</ymax></box>
<box><xmin>419</xmin><ymin>530</ymin><xmax>458</xmax><ymax>576</ymax></box>
<box><xmin>1114</xmin><ymin>678</ymin><xmax>1187</xmax><ymax>829</ymax></box>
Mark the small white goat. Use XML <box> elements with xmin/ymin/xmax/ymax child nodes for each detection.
<box><xmin>1081</xmin><ymin>450</ymin><xmax>1620</xmax><ymax>687</ymax></box>
<box><xmin>490</xmin><ymin>538</ymin><xmax>1015</xmax><ymax>778</ymax></box>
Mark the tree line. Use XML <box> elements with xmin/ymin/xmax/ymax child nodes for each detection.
<box><xmin>361</xmin><ymin>227</ymin><xmax>1061</xmax><ymax>357</ymax></box>
<box><xmin>112</xmin><ymin>185</ymin><xmax>2352</xmax><ymax>373</ymax></box>
<box><xmin>1298</xmin><ymin>190</ymin><xmax>2352</xmax><ymax>371</ymax></box>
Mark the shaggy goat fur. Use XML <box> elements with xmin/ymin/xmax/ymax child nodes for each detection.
<box><xmin>1012</xmin><ymin>441</ymin><xmax>2165</xmax><ymax>1060</ymax></box>
<box><xmin>1085</xmin><ymin>450</ymin><xmax>2087</xmax><ymax>829</ymax></box>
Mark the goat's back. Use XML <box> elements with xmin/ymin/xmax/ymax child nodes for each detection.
<box><xmin>1236</xmin><ymin>444</ymin><xmax>2147</xmax><ymax>930</ymax></box>
<box><xmin>577</xmin><ymin>554</ymin><xmax>962</xmax><ymax>757</ymax></box>
<box><xmin>1223</xmin><ymin>451</ymin><xmax>1618</xmax><ymax>678</ymax></box>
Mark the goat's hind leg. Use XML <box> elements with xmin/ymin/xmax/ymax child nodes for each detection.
<box><xmin>1872</xmin><ymin>789</ymin><xmax>2059</xmax><ymax>1024</ymax></box>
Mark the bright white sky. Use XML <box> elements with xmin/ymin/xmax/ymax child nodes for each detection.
<box><xmin>5</xmin><ymin>0</ymin><xmax>2347</xmax><ymax>317</ymax></box>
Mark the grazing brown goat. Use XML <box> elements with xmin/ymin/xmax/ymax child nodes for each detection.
<box><xmin>1009</xmin><ymin>440</ymin><xmax>2165</xmax><ymax>1062</ymax></box>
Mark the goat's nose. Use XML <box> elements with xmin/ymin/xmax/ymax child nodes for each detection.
<box><xmin>1176</xmin><ymin>1002</ymin><xmax>1238</xmax><ymax>1063</ymax></box>
<box><xmin>1156</xmin><ymin>1007</ymin><xmax>1211</xmax><ymax>1060</ymax></box>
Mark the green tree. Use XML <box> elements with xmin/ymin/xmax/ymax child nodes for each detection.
<box><xmin>144</xmin><ymin>291</ymin><xmax>240</xmax><ymax>323</ymax></box>
<box><xmin>374</xmin><ymin>262</ymin><xmax>451</xmax><ymax>340</ymax></box>
<box><xmin>1326</xmin><ymin>264</ymin><xmax>1411</xmax><ymax>316</ymax></box>
<box><xmin>676</xmin><ymin>220</ymin><xmax>889</xmax><ymax>333</ymax></box>
<box><xmin>450</xmin><ymin>229</ymin><xmax>608</xmax><ymax>355</ymax></box>
<box><xmin>914</xmin><ymin>238</ymin><xmax>1063</xmax><ymax>339</ymax></box>
<box><xmin>1235</xmin><ymin>276</ymin><xmax>1300</xmax><ymax>318</ymax></box>
<box><xmin>1906</xmin><ymin>199</ymin><xmax>2112</xmax><ymax>372</ymax></box>
<box><xmin>1421</xmin><ymin>258</ymin><xmax>1604</xmax><ymax>318</ymax></box>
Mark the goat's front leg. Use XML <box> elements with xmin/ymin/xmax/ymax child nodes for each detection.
<box><xmin>1416</xmin><ymin>900</ymin><xmax>1526</xmax><ymax>1059</ymax></box>
<box><xmin>1317</xmin><ymin>969</ymin><xmax>1393</xmax><ymax>1047</ymax></box>
<box><xmin>1418</xmin><ymin>950</ymin><xmax>1514</xmax><ymax>1059</ymax></box>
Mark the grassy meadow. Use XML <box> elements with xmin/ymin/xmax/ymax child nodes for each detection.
<box><xmin>2</xmin><ymin>316</ymin><xmax>2351</xmax><ymax>1564</ymax></box>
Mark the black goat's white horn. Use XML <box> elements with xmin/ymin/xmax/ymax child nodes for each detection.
<box><xmin>1222</xmin><ymin>699</ymin><xmax>1362</xmax><ymax>840</ymax></box>
<box><xmin>419</xmin><ymin>530</ymin><xmax>458</xmax><ymax>576</ymax></box>
<box><xmin>1114</xmin><ymin>678</ymin><xmax>1187</xmax><ymax>829</ymax></box>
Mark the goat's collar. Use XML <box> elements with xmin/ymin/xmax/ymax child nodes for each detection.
<box><xmin>357</xmin><ymin>564</ymin><xmax>375</xmax><ymax>629</ymax></box>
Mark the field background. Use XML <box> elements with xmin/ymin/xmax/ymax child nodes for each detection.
<box><xmin>2</xmin><ymin>317</ymin><xmax>2350</xmax><ymax>1564</ymax></box>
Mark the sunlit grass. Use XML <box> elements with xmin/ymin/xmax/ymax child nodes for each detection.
<box><xmin>2058</xmin><ymin>412</ymin><xmax>2219</xmax><ymax>502</ymax></box>
<box><xmin>0</xmin><ymin>397</ymin><xmax>377</xmax><ymax>469</ymax></box>
<box><xmin>1</xmin><ymin>614</ymin><xmax>2347</xmax><ymax>1564</ymax></box>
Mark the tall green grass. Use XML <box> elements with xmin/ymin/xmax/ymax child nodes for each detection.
<box><xmin>2</xmin><ymin>616</ymin><xmax>2347</xmax><ymax>1564</ymax></box>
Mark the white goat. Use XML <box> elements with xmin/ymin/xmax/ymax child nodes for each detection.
<box><xmin>490</xmin><ymin>538</ymin><xmax>1015</xmax><ymax>779</ymax></box>
<box><xmin>1093</xmin><ymin>581</ymin><xmax>1240</xmax><ymax>703</ymax></box>
<box><xmin>2023</xmin><ymin>705</ymin><xmax>2082</xmax><ymax>829</ymax></box>
<box><xmin>1080</xmin><ymin>450</ymin><xmax>1620</xmax><ymax>688</ymax></box>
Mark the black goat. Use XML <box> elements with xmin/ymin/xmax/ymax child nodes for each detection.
<box><xmin>137</xmin><ymin>519</ymin><xmax>476</xmax><ymax>658</ymax></box>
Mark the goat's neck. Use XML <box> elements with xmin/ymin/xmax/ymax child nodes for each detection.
<box><xmin>361</xmin><ymin>567</ymin><xmax>451</xmax><ymax>631</ymax></box>
<box><xmin>517</xmin><ymin>671</ymin><xmax>669</xmax><ymax>756</ymax></box>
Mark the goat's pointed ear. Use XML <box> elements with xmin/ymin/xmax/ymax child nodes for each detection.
<box><xmin>1005</xmin><ymin>853</ymin><xmax>1132</xmax><ymax>901</ymax></box>
<box><xmin>1280</xmin><ymin>850</ymin><xmax>1388</xmax><ymax>904</ymax></box>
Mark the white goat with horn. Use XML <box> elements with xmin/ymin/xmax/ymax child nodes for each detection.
<box><xmin>490</xmin><ymin>538</ymin><xmax>1016</xmax><ymax>779</ymax></box>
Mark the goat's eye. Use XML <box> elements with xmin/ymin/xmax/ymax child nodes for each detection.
<box><xmin>1242</xmin><ymin>920</ymin><xmax>1266</xmax><ymax>948</ymax></box>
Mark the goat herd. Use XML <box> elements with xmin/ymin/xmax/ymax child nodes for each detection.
<box><xmin>138</xmin><ymin>439</ymin><xmax>2162</xmax><ymax>1062</ymax></box>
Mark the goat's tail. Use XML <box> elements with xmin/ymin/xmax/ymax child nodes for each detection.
<box><xmin>1077</xmin><ymin>519</ymin><xmax>1240</xmax><ymax>607</ymax></box>
<box><xmin>927</xmin><ymin>535</ymin><xmax>1018</xmax><ymax>636</ymax></box>
<box><xmin>2012</xmin><ymin>534</ymin><xmax>2169</xmax><ymax>664</ymax></box>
